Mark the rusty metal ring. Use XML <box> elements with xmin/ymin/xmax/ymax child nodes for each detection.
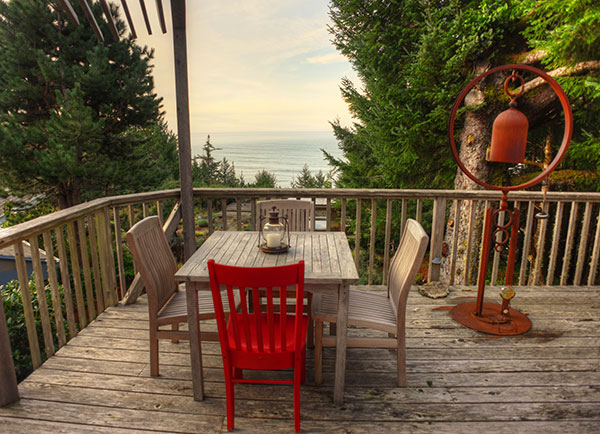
<box><xmin>504</xmin><ymin>70</ymin><xmax>525</xmax><ymax>99</ymax></box>
<box><xmin>492</xmin><ymin>207</ymin><xmax>513</xmax><ymax>229</ymax></box>
<box><xmin>448</xmin><ymin>64</ymin><xmax>573</xmax><ymax>192</ymax></box>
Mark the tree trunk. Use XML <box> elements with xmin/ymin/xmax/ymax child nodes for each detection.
<box><xmin>440</xmin><ymin>64</ymin><xmax>493</xmax><ymax>284</ymax></box>
<box><xmin>57</xmin><ymin>180</ymin><xmax>81</xmax><ymax>209</ymax></box>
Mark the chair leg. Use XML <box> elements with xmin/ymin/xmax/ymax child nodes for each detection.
<box><xmin>224</xmin><ymin>363</ymin><xmax>235</xmax><ymax>431</ymax></box>
<box><xmin>307</xmin><ymin>294</ymin><xmax>314</xmax><ymax>348</ymax></box>
<box><xmin>171</xmin><ymin>322</ymin><xmax>180</xmax><ymax>343</ymax></box>
<box><xmin>314</xmin><ymin>319</ymin><xmax>323</xmax><ymax>385</ymax></box>
<box><xmin>149</xmin><ymin>329</ymin><xmax>159</xmax><ymax>377</ymax></box>
<box><xmin>397</xmin><ymin>335</ymin><xmax>407</xmax><ymax>387</ymax></box>
<box><xmin>234</xmin><ymin>368</ymin><xmax>243</xmax><ymax>379</ymax></box>
<box><xmin>300</xmin><ymin>347</ymin><xmax>306</xmax><ymax>385</ymax></box>
<box><xmin>293</xmin><ymin>357</ymin><xmax>302</xmax><ymax>433</ymax></box>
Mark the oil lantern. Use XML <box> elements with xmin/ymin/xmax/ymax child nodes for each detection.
<box><xmin>258</xmin><ymin>207</ymin><xmax>290</xmax><ymax>253</ymax></box>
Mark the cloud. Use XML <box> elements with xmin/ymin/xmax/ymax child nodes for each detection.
<box><xmin>307</xmin><ymin>52</ymin><xmax>347</xmax><ymax>65</ymax></box>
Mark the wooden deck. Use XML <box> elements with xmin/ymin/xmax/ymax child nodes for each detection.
<box><xmin>1</xmin><ymin>285</ymin><xmax>599</xmax><ymax>433</ymax></box>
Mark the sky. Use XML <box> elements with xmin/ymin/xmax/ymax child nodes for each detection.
<box><xmin>120</xmin><ymin>0</ymin><xmax>358</xmax><ymax>134</ymax></box>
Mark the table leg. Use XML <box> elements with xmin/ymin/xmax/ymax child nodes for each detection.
<box><xmin>186</xmin><ymin>282</ymin><xmax>204</xmax><ymax>400</ymax></box>
<box><xmin>333</xmin><ymin>283</ymin><xmax>349</xmax><ymax>405</ymax></box>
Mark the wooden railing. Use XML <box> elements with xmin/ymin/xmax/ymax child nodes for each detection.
<box><xmin>1</xmin><ymin>187</ymin><xmax>600</xmax><ymax>404</ymax></box>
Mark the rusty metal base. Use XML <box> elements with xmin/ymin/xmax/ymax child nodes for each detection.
<box><xmin>450</xmin><ymin>302</ymin><xmax>531</xmax><ymax>336</ymax></box>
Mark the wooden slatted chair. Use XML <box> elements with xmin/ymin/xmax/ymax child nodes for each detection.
<box><xmin>257</xmin><ymin>199</ymin><xmax>316</xmax><ymax>345</ymax></box>
<box><xmin>208</xmin><ymin>259</ymin><xmax>308</xmax><ymax>433</ymax></box>
<box><xmin>126</xmin><ymin>216</ymin><xmax>220</xmax><ymax>377</ymax></box>
<box><xmin>312</xmin><ymin>219</ymin><xmax>429</xmax><ymax>386</ymax></box>
<box><xmin>256</xmin><ymin>199</ymin><xmax>315</xmax><ymax>231</ymax></box>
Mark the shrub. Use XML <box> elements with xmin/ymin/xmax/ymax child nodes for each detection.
<box><xmin>1</xmin><ymin>278</ymin><xmax>67</xmax><ymax>381</ymax></box>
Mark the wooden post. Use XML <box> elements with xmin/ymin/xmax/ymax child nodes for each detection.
<box><xmin>0</xmin><ymin>294</ymin><xmax>19</xmax><ymax>407</ymax></box>
<box><xmin>171</xmin><ymin>0</ymin><xmax>195</xmax><ymax>261</ymax></box>
<box><xmin>428</xmin><ymin>198</ymin><xmax>447</xmax><ymax>282</ymax></box>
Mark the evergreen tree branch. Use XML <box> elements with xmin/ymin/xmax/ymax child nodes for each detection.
<box><xmin>524</xmin><ymin>61</ymin><xmax>600</xmax><ymax>93</ymax></box>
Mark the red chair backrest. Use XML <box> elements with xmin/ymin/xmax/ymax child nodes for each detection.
<box><xmin>207</xmin><ymin>260</ymin><xmax>305</xmax><ymax>357</ymax></box>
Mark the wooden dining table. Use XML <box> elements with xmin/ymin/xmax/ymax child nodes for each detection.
<box><xmin>174</xmin><ymin>230</ymin><xmax>360</xmax><ymax>405</ymax></box>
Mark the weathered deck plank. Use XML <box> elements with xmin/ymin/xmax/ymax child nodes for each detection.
<box><xmin>1</xmin><ymin>285</ymin><xmax>598</xmax><ymax>433</ymax></box>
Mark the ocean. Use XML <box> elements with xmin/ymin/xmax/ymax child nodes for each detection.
<box><xmin>190</xmin><ymin>131</ymin><xmax>342</xmax><ymax>187</ymax></box>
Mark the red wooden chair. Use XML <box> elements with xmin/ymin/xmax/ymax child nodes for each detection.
<box><xmin>207</xmin><ymin>259</ymin><xmax>308</xmax><ymax>433</ymax></box>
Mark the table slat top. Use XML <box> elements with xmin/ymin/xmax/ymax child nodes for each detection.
<box><xmin>175</xmin><ymin>231</ymin><xmax>359</xmax><ymax>284</ymax></box>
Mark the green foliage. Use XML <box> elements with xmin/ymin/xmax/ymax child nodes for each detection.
<box><xmin>1</xmin><ymin>197</ymin><xmax>55</xmax><ymax>227</ymax></box>
<box><xmin>328</xmin><ymin>0</ymin><xmax>600</xmax><ymax>191</ymax></box>
<box><xmin>250</xmin><ymin>170</ymin><xmax>278</xmax><ymax>188</ymax></box>
<box><xmin>291</xmin><ymin>164</ymin><xmax>331</xmax><ymax>188</ymax></box>
<box><xmin>0</xmin><ymin>0</ymin><xmax>179</xmax><ymax>209</ymax></box>
<box><xmin>192</xmin><ymin>135</ymin><xmax>244</xmax><ymax>187</ymax></box>
<box><xmin>1</xmin><ymin>277</ymin><xmax>67</xmax><ymax>381</ymax></box>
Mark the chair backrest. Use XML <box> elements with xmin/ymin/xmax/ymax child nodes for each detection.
<box><xmin>256</xmin><ymin>200</ymin><xmax>315</xmax><ymax>231</ymax></box>
<box><xmin>126</xmin><ymin>216</ymin><xmax>178</xmax><ymax>317</ymax></box>
<box><xmin>388</xmin><ymin>219</ymin><xmax>429</xmax><ymax>313</ymax></box>
<box><xmin>208</xmin><ymin>260</ymin><xmax>305</xmax><ymax>359</ymax></box>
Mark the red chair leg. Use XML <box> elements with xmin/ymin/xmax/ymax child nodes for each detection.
<box><xmin>300</xmin><ymin>347</ymin><xmax>306</xmax><ymax>385</ymax></box>
<box><xmin>293</xmin><ymin>358</ymin><xmax>302</xmax><ymax>433</ymax></box>
<box><xmin>234</xmin><ymin>368</ymin><xmax>243</xmax><ymax>379</ymax></box>
<box><xmin>224</xmin><ymin>363</ymin><xmax>235</xmax><ymax>431</ymax></box>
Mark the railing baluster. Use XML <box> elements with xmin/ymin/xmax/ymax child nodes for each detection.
<box><xmin>42</xmin><ymin>231</ymin><xmax>67</xmax><ymax>347</ymax></box>
<box><xmin>326</xmin><ymin>198</ymin><xmax>332</xmax><ymax>231</ymax></box>
<box><xmin>13</xmin><ymin>242</ymin><xmax>42</xmax><ymax>368</ymax></box>
<box><xmin>464</xmin><ymin>200</ymin><xmax>476</xmax><ymax>285</ymax></box>
<box><xmin>98</xmin><ymin>209</ymin><xmax>118</xmax><ymax>307</ymax></box>
<box><xmin>531</xmin><ymin>201</ymin><xmax>550</xmax><ymax>285</ymax></box>
<box><xmin>415</xmin><ymin>199</ymin><xmax>422</xmax><ymax>223</ymax></box>
<box><xmin>428</xmin><ymin>197</ymin><xmax>446</xmax><ymax>283</ymax></box>
<box><xmin>87</xmin><ymin>214</ymin><xmax>105</xmax><ymax>313</ymax></box>
<box><xmin>574</xmin><ymin>202</ymin><xmax>592</xmax><ymax>285</ymax></box>
<box><xmin>560</xmin><ymin>202</ymin><xmax>579</xmax><ymax>285</ymax></box>
<box><xmin>28</xmin><ymin>235</ymin><xmax>55</xmax><ymax>357</ymax></box>
<box><xmin>55</xmin><ymin>226</ymin><xmax>78</xmax><ymax>337</ymax></box>
<box><xmin>587</xmin><ymin>205</ymin><xmax>600</xmax><ymax>286</ymax></box>
<box><xmin>354</xmin><ymin>198</ymin><xmax>362</xmax><ymax>271</ymax></box>
<box><xmin>221</xmin><ymin>199</ymin><xmax>227</xmax><ymax>231</ymax></box>
<box><xmin>76</xmin><ymin>219</ymin><xmax>96</xmax><ymax>321</ymax></box>
<box><xmin>448</xmin><ymin>199</ymin><xmax>461</xmax><ymax>286</ymax></box>
<box><xmin>127</xmin><ymin>204</ymin><xmax>137</xmax><ymax>275</ymax></box>
<box><xmin>340</xmin><ymin>198</ymin><xmax>347</xmax><ymax>233</ymax></box>
<box><xmin>251</xmin><ymin>199</ymin><xmax>257</xmax><ymax>231</ymax></box>
<box><xmin>368</xmin><ymin>199</ymin><xmax>377</xmax><ymax>285</ymax></box>
<box><xmin>67</xmin><ymin>222</ymin><xmax>87</xmax><ymax>327</ymax></box>
<box><xmin>236</xmin><ymin>198</ymin><xmax>242</xmax><ymax>231</ymax></box>
<box><xmin>491</xmin><ymin>205</ymin><xmax>504</xmax><ymax>285</ymax></box>
<box><xmin>382</xmin><ymin>199</ymin><xmax>392</xmax><ymax>285</ymax></box>
<box><xmin>142</xmin><ymin>202</ymin><xmax>150</xmax><ymax>218</ymax></box>
<box><xmin>546</xmin><ymin>201</ymin><xmax>564</xmax><ymax>286</ymax></box>
<box><xmin>0</xmin><ymin>292</ymin><xmax>19</xmax><ymax>406</ymax></box>
<box><xmin>112</xmin><ymin>207</ymin><xmax>127</xmax><ymax>301</ymax></box>
<box><xmin>156</xmin><ymin>200</ymin><xmax>163</xmax><ymax>225</ymax></box>
<box><xmin>400</xmin><ymin>199</ymin><xmax>407</xmax><ymax>239</ymax></box>
<box><xmin>518</xmin><ymin>201</ymin><xmax>535</xmax><ymax>285</ymax></box>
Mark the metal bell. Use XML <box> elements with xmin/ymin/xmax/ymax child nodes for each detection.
<box><xmin>488</xmin><ymin>107</ymin><xmax>529</xmax><ymax>163</ymax></box>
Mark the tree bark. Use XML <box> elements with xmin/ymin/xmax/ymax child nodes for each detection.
<box><xmin>440</xmin><ymin>63</ymin><xmax>492</xmax><ymax>284</ymax></box>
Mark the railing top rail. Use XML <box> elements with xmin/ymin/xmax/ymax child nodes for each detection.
<box><xmin>2</xmin><ymin>187</ymin><xmax>600</xmax><ymax>249</ymax></box>
<box><xmin>0</xmin><ymin>189</ymin><xmax>181</xmax><ymax>249</ymax></box>
<box><xmin>191</xmin><ymin>187</ymin><xmax>600</xmax><ymax>202</ymax></box>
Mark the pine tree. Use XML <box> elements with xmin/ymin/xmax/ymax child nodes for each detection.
<box><xmin>0</xmin><ymin>0</ymin><xmax>178</xmax><ymax>209</ymax></box>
